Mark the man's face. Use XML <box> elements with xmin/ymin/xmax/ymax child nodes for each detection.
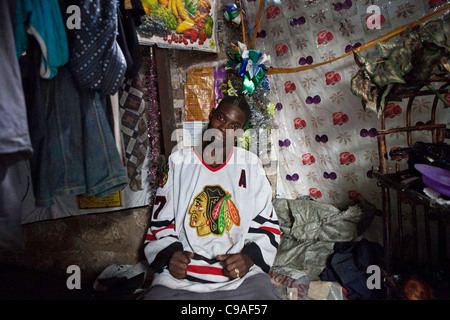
<box><xmin>207</xmin><ymin>102</ymin><xmax>247</xmax><ymax>145</ymax></box>
<box><xmin>188</xmin><ymin>192</ymin><xmax>208</xmax><ymax>228</ymax></box>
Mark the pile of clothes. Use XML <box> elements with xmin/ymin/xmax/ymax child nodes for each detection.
<box><xmin>270</xmin><ymin>196</ymin><xmax>382</xmax><ymax>300</ymax></box>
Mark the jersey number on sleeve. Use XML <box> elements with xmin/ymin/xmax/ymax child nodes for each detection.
<box><xmin>152</xmin><ymin>196</ymin><xmax>167</xmax><ymax>220</ymax></box>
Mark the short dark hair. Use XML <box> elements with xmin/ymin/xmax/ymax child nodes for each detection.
<box><xmin>218</xmin><ymin>95</ymin><xmax>252</xmax><ymax>124</ymax></box>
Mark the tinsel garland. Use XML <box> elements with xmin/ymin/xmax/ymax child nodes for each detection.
<box><xmin>220</xmin><ymin>68</ymin><xmax>275</xmax><ymax>156</ymax></box>
<box><xmin>142</xmin><ymin>48</ymin><xmax>161</xmax><ymax>206</ymax></box>
<box><xmin>220</xmin><ymin>3</ymin><xmax>275</xmax><ymax>157</ymax></box>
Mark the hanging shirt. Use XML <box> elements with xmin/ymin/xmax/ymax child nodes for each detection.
<box><xmin>0</xmin><ymin>0</ymin><xmax>32</xmax><ymax>252</ymax></box>
<box><xmin>144</xmin><ymin>146</ymin><xmax>280</xmax><ymax>293</ymax></box>
<box><xmin>15</xmin><ymin>0</ymin><xmax>69</xmax><ymax>79</ymax></box>
<box><xmin>1</xmin><ymin>0</ymin><xmax>33</xmax><ymax>157</ymax></box>
<box><xmin>69</xmin><ymin>0</ymin><xmax>127</xmax><ymax>96</ymax></box>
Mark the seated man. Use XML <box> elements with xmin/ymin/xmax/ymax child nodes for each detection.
<box><xmin>143</xmin><ymin>95</ymin><xmax>281</xmax><ymax>300</ymax></box>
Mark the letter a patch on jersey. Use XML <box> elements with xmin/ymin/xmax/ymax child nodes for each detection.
<box><xmin>239</xmin><ymin>169</ymin><xmax>246</xmax><ymax>188</ymax></box>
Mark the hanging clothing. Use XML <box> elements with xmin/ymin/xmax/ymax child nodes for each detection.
<box><xmin>0</xmin><ymin>0</ymin><xmax>32</xmax><ymax>252</ymax></box>
<box><xmin>1</xmin><ymin>0</ymin><xmax>33</xmax><ymax>158</ymax></box>
<box><xmin>14</xmin><ymin>0</ymin><xmax>32</xmax><ymax>59</ymax></box>
<box><xmin>0</xmin><ymin>156</ymin><xmax>27</xmax><ymax>252</ymax></box>
<box><xmin>118</xmin><ymin>77</ymin><xmax>149</xmax><ymax>191</ymax></box>
<box><xmin>21</xmin><ymin>38</ymin><xmax>128</xmax><ymax>208</ymax></box>
<box><xmin>110</xmin><ymin>93</ymin><xmax>126</xmax><ymax>163</ymax></box>
<box><xmin>115</xmin><ymin>0</ymin><xmax>147</xmax><ymax>190</ymax></box>
<box><xmin>15</xmin><ymin>0</ymin><xmax>69</xmax><ymax>79</ymax></box>
<box><xmin>117</xmin><ymin>0</ymin><xmax>145</xmax><ymax>79</ymax></box>
<box><xmin>69</xmin><ymin>0</ymin><xmax>127</xmax><ymax>96</ymax></box>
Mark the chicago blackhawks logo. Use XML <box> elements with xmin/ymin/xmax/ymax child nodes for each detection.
<box><xmin>188</xmin><ymin>185</ymin><xmax>240</xmax><ymax>237</ymax></box>
<box><xmin>158</xmin><ymin>165</ymin><xmax>169</xmax><ymax>188</ymax></box>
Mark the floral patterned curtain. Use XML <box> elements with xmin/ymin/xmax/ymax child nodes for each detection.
<box><xmin>243</xmin><ymin>0</ymin><xmax>450</xmax><ymax>207</ymax></box>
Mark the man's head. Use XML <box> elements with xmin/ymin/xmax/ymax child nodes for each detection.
<box><xmin>216</xmin><ymin>95</ymin><xmax>252</xmax><ymax>125</ymax></box>
<box><xmin>207</xmin><ymin>96</ymin><xmax>252</xmax><ymax>144</ymax></box>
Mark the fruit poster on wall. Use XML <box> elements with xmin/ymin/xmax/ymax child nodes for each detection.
<box><xmin>137</xmin><ymin>0</ymin><xmax>218</xmax><ymax>53</ymax></box>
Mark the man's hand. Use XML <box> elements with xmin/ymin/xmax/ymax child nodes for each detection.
<box><xmin>169</xmin><ymin>251</ymin><xmax>194</xmax><ymax>279</ymax></box>
<box><xmin>217</xmin><ymin>253</ymin><xmax>254</xmax><ymax>279</ymax></box>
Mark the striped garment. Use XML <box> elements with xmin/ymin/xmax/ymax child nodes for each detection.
<box><xmin>144</xmin><ymin>146</ymin><xmax>280</xmax><ymax>292</ymax></box>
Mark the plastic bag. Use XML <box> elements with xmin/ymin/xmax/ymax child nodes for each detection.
<box><xmin>307</xmin><ymin>281</ymin><xmax>346</xmax><ymax>300</ymax></box>
<box><xmin>269</xmin><ymin>266</ymin><xmax>314</xmax><ymax>300</ymax></box>
<box><xmin>270</xmin><ymin>267</ymin><xmax>345</xmax><ymax>300</ymax></box>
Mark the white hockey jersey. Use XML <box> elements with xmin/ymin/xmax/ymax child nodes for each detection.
<box><xmin>144</xmin><ymin>146</ymin><xmax>280</xmax><ymax>293</ymax></box>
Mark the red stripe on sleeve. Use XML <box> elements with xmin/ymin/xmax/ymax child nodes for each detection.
<box><xmin>187</xmin><ymin>265</ymin><xmax>227</xmax><ymax>277</ymax></box>
<box><xmin>260</xmin><ymin>226</ymin><xmax>281</xmax><ymax>235</ymax></box>
<box><xmin>145</xmin><ymin>233</ymin><xmax>156</xmax><ymax>241</ymax></box>
<box><xmin>153</xmin><ymin>223</ymin><xmax>175</xmax><ymax>235</ymax></box>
